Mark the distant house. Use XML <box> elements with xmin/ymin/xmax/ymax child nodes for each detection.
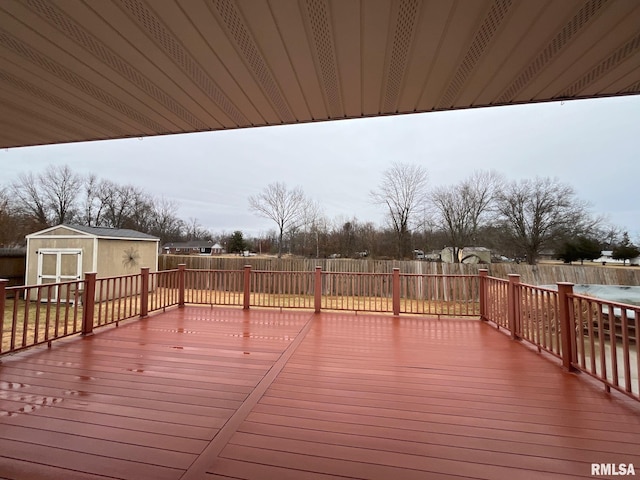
<box><xmin>162</xmin><ymin>241</ymin><xmax>225</xmax><ymax>255</ymax></box>
<box><xmin>594</xmin><ymin>250</ymin><xmax>640</xmax><ymax>266</ymax></box>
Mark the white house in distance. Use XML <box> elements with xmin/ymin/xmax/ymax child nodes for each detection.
<box><xmin>25</xmin><ymin>225</ymin><xmax>159</xmax><ymax>288</ymax></box>
<box><xmin>162</xmin><ymin>241</ymin><xmax>225</xmax><ymax>255</ymax></box>
<box><xmin>593</xmin><ymin>250</ymin><xmax>640</xmax><ymax>266</ymax></box>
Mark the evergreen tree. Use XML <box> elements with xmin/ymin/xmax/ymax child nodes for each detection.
<box><xmin>227</xmin><ymin>231</ymin><xmax>246</xmax><ymax>254</ymax></box>
<box><xmin>612</xmin><ymin>232</ymin><xmax>640</xmax><ymax>265</ymax></box>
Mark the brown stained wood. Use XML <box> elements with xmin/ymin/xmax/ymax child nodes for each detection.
<box><xmin>224</xmin><ymin>434</ymin><xmax>586</xmax><ymax>479</ymax></box>
<box><xmin>0</xmin><ymin>424</ymin><xmax>196</xmax><ymax>468</ymax></box>
<box><xmin>206</xmin><ymin>313</ymin><xmax>640</xmax><ymax>480</ymax></box>
<box><xmin>0</xmin><ymin>438</ymin><xmax>182</xmax><ymax>480</ymax></box>
<box><xmin>1</xmin><ymin>307</ymin><xmax>639</xmax><ymax>480</ymax></box>
<box><xmin>0</xmin><ymin>377</ymin><xmax>244</xmax><ymax>409</ymax></box>
<box><xmin>237</xmin><ymin>420</ymin><xmax>634</xmax><ymax>466</ymax></box>
<box><xmin>0</xmin><ymin>307</ymin><xmax>311</xmax><ymax>479</ymax></box>
<box><xmin>0</xmin><ymin>413</ymin><xmax>207</xmax><ymax>453</ymax></box>
<box><xmin>255</xmin><ymin>395</ymin><xmax>640</xmax><ymax>438</ymax></box>
<box><xmin>0</xmin><ymin>457</ymin><xmax>120</xmax><ymax>480</ymax></box>
<box><xmin>210</xmin><ymin>458</ymin><xmax>362</xmax><ymax>480</ymax></box>
<box><xmin>264</xmin><ymin>381</ymin><xmax>640</xmax><ymax>425</ymax></box>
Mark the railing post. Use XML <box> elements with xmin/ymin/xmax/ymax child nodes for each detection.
<box><xmin>0</xmin><ymin>279</ymin><xmax>7</xmax><ymax>344</ymax></box>
<box><xmin>558</xmin><ymin>282</ymin><xmax>577</xmax><ymax>372</ymax></box>
<box><xmin>478</xmin><ymin>269</ymin><xmax>488</xmax><ymax>321</ymax></box>
<box><xmin>243</xmin><ymin>265</ymin><xmax>251</xmax><ymax>310</ymax></box>
<box><xmin>314</xmin><ymin>266</ymin><xmax>322</xmax><ymax>314</ymax></box>
<box><xmin>140</xmin><ymin>267</ymin><xmax>149</xmax><ymax>318</ymax></box>
<box><xmin>392</xmin><ymin>268</ymin><xmax>400</xmax><ymax>316</ymax></box>
<box><xmin>178</xmin><ymin>264</ymin><xmax>186</xmax><ymax>308</ymax></box>
<box><xmin>507</xmin><ymin>274</ymin><xmax>520</xmax><ymax>340</ymax></box>
<box><xmin>82</xmin><ymin>272</ymin><xmax>97</xmax><ymax>336</ymax></box>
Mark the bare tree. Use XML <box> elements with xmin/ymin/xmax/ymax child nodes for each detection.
<box><xmin>431</xmin><ymin>170</ymin><xmax>502</xmax><ymax>262</ymax></box>
<box><xmin>39</xmin><ymin>165</ymin><xmax>82</xmax><ymax>225</ymax></box>
<box><xmin>149</xmin><ymin>197</ymin><xmax>184</xmax><ymax>243</ymax></box>
<box><xmin>248</xmin><ymin>182</ymin><xmax>309</xmax><ymax>258</ymax></box>
<box><xmin>598</xmin><ymin>224</ymin><xmax>622</xmax><ymax>250</ymax></box>
<box><xmin>97</xmin><ymin>181</ymin><xmax>147</xmax><ymax>229</ymax></box>
<box><xmin>11</xmin><ymin>165</ymin><xmax>82</xmax><ymax>227</ymax></box>
<box><xmin>81</xmin><ymin>174</ymin><xmax>104</xmax><ymax>226</ymax></box>
<box><xmin>0</xmin><ymin>187</ymin><xmax>20</xmax><ymax>246</ymax></box>
<box><xmin>11</xmin><ymin>171</ymin><xmax>50</xmax><ymax>227</ymax></box>
<box><xmin>495</xmin><ymin>177</ymin><xmax>596</xmax><ymax>264</ymax></box>
<box><xmin>370</xmin><ymin>162</ymin><xmax>429</xmax><ymax>258</ymax></box>
<box><xmin>298</xmin><ymin>199</ymin><xmax>323</xmax><ymax>257</ymax></box>
<box><xmin>185</xmin><ymin>217</ymin><xmax>211</xmax><ymax>241</ymax></box>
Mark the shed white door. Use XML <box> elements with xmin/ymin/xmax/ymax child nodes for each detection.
<box><xmin>36</xmin><ymin>249</ymin><xmax>83</xmax><ymax>301</ymax></box>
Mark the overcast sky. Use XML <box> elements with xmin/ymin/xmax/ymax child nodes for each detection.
<box><xmin>3</xmin><ymin>95</ymin><xmax>639</xmax><ymax>239</ymax></box>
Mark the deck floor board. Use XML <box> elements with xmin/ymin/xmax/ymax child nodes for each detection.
<box><xmin>1</xmin><ymin>307</ymin><xmax>639</xmax><ymax>479</ymax></box>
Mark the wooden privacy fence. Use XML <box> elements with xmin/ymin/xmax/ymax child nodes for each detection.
<box><xmin>159</xmin><ymin>254</ymin><xmax>640</xmax><ymax>286</ymax></box>
<box><xmin>480</xmin><ymin>271</ymin><xmax>640</xmax><ymax>402</ymax></box>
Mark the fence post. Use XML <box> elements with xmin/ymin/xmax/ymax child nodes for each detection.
<box><xmin>392</xmin><ymin>268</ymin><xmax>400</xmax><ymax>316</ymax></box>
<box><xmin>140</xmin><ymin>267</ymin><xmax>149</xmax><ymax>318</ymax></box>
<box><xmin>178</xmin><ymin>264</ymin><xmax>185</xmax><ymax>308</ymax></box>
<box><xmin>82</xmin><ymin>272</ymin><xmax>97</xmax><ymax>336</ymax></box>
<box><xmin>0</xmin><ymin>279</ymin><xmax>7</xmax><ymax>343</ymax></box>
<box><xmin>507</xmin><ymin>274</ymin><xmax>520</xmax><ymax>340</ymax></box>
<box><xmin>314</xmin><ymin>266</ymin><xmax>322</xmax><ymax>314</ymax></box>
<box><xmin>243</xmin><ymin>265</ymin><xmax>251</xmax><ymax>310</ymax></box>
<box><xmin>558</xmin><ymin>282</ymin><xmax>577</xmax><ymax>372</ymax></box>
<box><xmin>478</xmin><ymin>269</ymin><xmax>488</xmax><ymax>321</ymax></box>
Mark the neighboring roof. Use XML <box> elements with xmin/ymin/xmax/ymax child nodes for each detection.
<box><xmin>163</xmin><ymin>241</ymin><xmax>215</xmax><ymax>249</ymax></box>
<box><xmin>1</xmin><ymin>1</ymin><xmax>639</xmax><ymax>149</ymax></box>
<box><xmin>27</xmin><ymin>225</ymin><xmax>159</xmax><ymax>241</ymax></box>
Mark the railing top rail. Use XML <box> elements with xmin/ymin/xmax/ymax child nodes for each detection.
<box><xmin>486</xmin><ymin>275</ymin><xmax>508</xmax><ymax>282</ymax></box>
<box><xmin>95</xmin><ymin>272</ymin><xmax>141</xmax><ymax>281</ymax></box>
<box><xmin>569</xmin><ymin>292</ymin><xmax>640</xmax><ymax>310</ymax></box>
<box><xmin>518</xmin><ymin>283</ymin><xmax>559</xmax><ymax>293</ymax></box>
<box><xmin>6</xmin><ymin>279</ymin><xmax>84</xmax><ymax>291</ymax></box>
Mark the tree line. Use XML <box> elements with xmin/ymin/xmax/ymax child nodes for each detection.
<box><xmin>0</xmin><ymin>165</ymin><xmax>199</xmax><ymax>246</ymax></box>
<box><xmin>2</xmin><ymin>163</ymin><xmax>638</xmax><ymax>265</ymax></box>
<box><xmin>248</xmin><ymin>163</ymin><xmax>639</xmax><ymax>265</ymax></box>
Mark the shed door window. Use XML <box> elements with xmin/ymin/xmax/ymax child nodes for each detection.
<box><xmin>36</xmin><ymin>249</ymin><xmax>83</xmax><ymax>300</ymax></box>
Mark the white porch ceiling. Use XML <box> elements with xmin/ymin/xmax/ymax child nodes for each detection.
<box><xmin>1</xmin><ymin>0</ymin><xmax>639</xmax><ymax>148</ymax></box>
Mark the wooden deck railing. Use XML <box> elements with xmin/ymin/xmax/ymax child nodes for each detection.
<box><xmin>2</xmin><ymin>266</ymin><xmax>638</xmax><ymax>401</ymax></box>
<box><xmin>0</xmin><ymin>279</ymin><xmax>84</xmax><ymax>354</ymax></box>
<box><xmin>1</xmin><ymin>265</ymin><xmax>478</xmax><ymax>354</ymax></box>
<box><xmin>568</xmin><ymin>291</ymin><xmax>639</xmax><ymax>399</ymax></box>
<box><xmin>481</xmin><ymin>273</ymin><xmax>639</xmax><ymax>401</ymax></box>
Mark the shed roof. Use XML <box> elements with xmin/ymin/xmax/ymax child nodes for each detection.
<box><xmin>27</xmin><ymin>225</ymin><xmax>159</xmax><ymax>241</ymax></box>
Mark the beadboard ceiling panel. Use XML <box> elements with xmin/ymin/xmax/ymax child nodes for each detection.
<box><xmin>0</xmin><ymin>0</ymin><xmax>638</xmax><ymax>148</ymax></box>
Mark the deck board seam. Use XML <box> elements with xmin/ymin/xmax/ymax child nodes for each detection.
<box><xmin>180</xmin><ymin>312</ymin><xmax>317</xmax><ymax>480</ymax></box>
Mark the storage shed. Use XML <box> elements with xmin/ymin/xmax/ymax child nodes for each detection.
<box><xmin>25</xmin><ymin>225</ymin><xmax>159</xmax><ymax>288</ymax></box>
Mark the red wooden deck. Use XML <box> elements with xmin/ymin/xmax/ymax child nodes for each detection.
<box><xmin>1</xmin><ymin>307</ymin><xmax>639</xmax><ymax>480</ymax></box>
